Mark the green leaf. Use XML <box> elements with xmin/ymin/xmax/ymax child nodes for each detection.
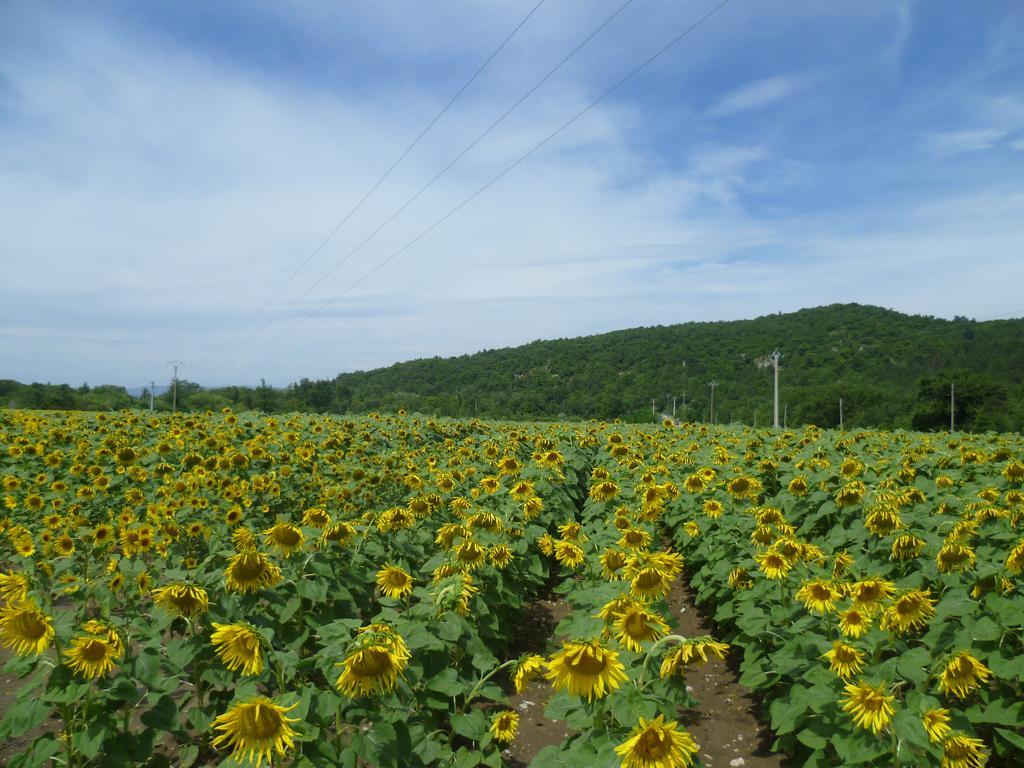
<box><xmin>71</xmin><ymin>721</ymin><xmax>106</xmax><ymax>759</ymax></box>
<box><xmin>451</xmin><ymin>746</ymin><xmax>482</xmax><ymax>768</ymax></box>
<box><xmin>893</xmin><ymin>709</ymin><xmax>931</xmax><ymax>750</ymax></box>
<box><xmin>770</xmin><ymin>693</ymin><xmax>809</xmax><ymax>735</ymax></box>
<box><xmin>451</xmin><ymin>710</ymin><xmax>487</xmax><ymax>741</ymax></box>
<box><xmin>178</xmin><ymin>744</ymin><xmax>200</xmax><ymax>767</ymax></box>
<box><xmin>0</xmin><ymin>697</ymin><xmax>51</xmax><ymax>738</ymax></box>
<box><xmin>895</xmin><ymin>647</ymin><xmax>932</xmax><ymax>685</ymax></box>
<box><xmin>967</xmin><ymin>616</ymin><xmax>1002</xmax><ymax>642</ymax></box>
<box><xmin>796</xmin><ymin>725</ymin><xmax>828</xmax><ymax>750</ymax></box>
<box><xmin>995</xmin><ymin>727</ymin><xmax>1024</xmax><ymax>751</ymax></box>
<box><xmin>608</xmin><ymin>685</ymin><xmax>658</xmax><ymax>727</ymax></box>
<box><xmin>426</xmin><ymin>668</ymin><xmax>464</xmax><ymax>697</ymax></box>
<box><xmin>141</xmin><ymin>694</ymin><xmax>177</xmax><ymax>730</ymax></box>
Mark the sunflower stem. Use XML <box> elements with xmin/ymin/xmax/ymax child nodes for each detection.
<box><xmin>636</xmin><ymin>633</ymin><xmax>686</xmax><ymax>691</ymax></box>
<box><xmin>461</xmin><ymin>659</ymin><xmax>519</xmax><ymax>711</ymax></box>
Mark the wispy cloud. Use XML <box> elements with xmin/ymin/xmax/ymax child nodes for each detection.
<box><xmin>925</xmin><ymin>128</ymin><xmax>1009</xmax><ymax>156</ymax></box>
<box><xmin>706</xmin><ymin>74</ymin><xmax>817</xmax><ymax>118</ymax></box>
<box><xmin>1</xmin><ymin>2</ymin><xmax>1022</xmax><ymax>386</ymax></box>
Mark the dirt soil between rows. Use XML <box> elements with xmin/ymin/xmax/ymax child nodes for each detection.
<box><xmin>504</xmin><ymin>579</ymin><xmax>786</xmax><ymax>768</ymax></box>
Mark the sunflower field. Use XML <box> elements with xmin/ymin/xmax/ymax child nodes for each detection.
<box><xmin>0</xmin><ymin>409</ymin><xmax>1022</xmax><ymax>768</ymax></box>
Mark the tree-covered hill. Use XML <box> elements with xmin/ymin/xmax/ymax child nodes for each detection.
<box><xmin>317</xmin><ymin>304</ymin><xmax>1024</xmax><ymax>430</ymax></box>
<box><xmin>4</xmin><ymin>304</ymin><xmax>1022</xmax><ymax>430</ymax></box>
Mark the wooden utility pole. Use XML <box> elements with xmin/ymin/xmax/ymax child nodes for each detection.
<box><xmin>168</xmin><ymin>361</ymin><xmax>184</xmax><ymax>414</ymax></box>
<box><xmin>770</xmin><ymin>350</ymin><xmax>781</xmax><ymax>428</ymax></box>
<box><xmin>950</xmin><ymin>382</ymin><xmax>955</xmax><ymax>432</ymax></box>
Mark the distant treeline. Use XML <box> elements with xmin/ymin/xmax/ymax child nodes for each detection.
<box><xmin>4</xmin><ymin>304</ymin><xmax>1023</xmax><ymax>431</ymax></box>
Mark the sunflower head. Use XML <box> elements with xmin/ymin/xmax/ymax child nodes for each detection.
<box><xmin>225</xmin><ymin>551</ymin><xmax>283</xmax><ymax>594</ymax></box>
<box><xmin>211</xmin><ymin>623</ymin><xmax>264</xmax><ymax>676</ymax></box>
<box><xmin>211</xmin><ymin>697</ymin><xmax>300</xmax><ymax>767</ymax></box>
<box><xmin>614</xmin><ymin>715</ymin><xmax>699</xmax><ymax>768</ymax></box>
<box><xmin>937</xmin><ymin>652</ymin><xmax>991</xmax><ymax>699</ymax></box>
<box><xmin>512</xmin><ymin>654</ymin><xmax>546</xmax><ymax>694</ymax></box>
<box><xmin>375</xmin><ymin>566</ymin><xmax>414</xmax><ymax>599</ymax></box>
<box><xmin>822</xmin><ymin>641</ymin><xmax>865</xmax><ymax>680</ymax></box>
<box><xmin>489</xmin><ymin>711</ymin><xmax>519</xmax><ymax>744</ymax></box>
<box><xmin>841</xmin><ymin>680</ymin><xmax>896</xmax><ymax>735</ymax></box>
<box><xmin>335</xmin><ymin>623</ymin><xmax>411</xmax><ymax>698</ymax></box>
<box><xmin>262</xmin><ymin>523</ymin><xmax>304</xmax><ymax>557</ymax></box>
<box><xmin>0</xmin><ymin>601</ymin><xmax>54</xmax><ymax>656</ymax></box>
<box><xmin>152</xmin><ymin>583</ymin><xmax>209</xmax><ymax>618</ymax></box>
<box><xmin>545</xmin><ymin>639</ymin><xmax>627</xmax><ymax>701</ymax></box>
<box><xmin>65</xmin><ymin>632</ymin><xmax>122</xmax><ymax>678</ymax></box>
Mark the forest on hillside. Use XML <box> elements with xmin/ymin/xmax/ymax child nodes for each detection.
<box><xmin>4</xmin><ymin>304</ymin><xmax>1023</xmax><ymax>431</ymax></box>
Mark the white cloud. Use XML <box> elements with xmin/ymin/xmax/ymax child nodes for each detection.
<box><xmin>1</xmin><ymin>3</ymin><xmax>1022</xmax><ymax>389</ymax></box>
<box><xmin>706</xmin><ymin>74</ymin><xmax>817</xmax><ymax>118</ymax></box>
<box><xmin>925</xmin><ymin>128</ymin><xmax>1009</xmax><ymax>156</ymax></box>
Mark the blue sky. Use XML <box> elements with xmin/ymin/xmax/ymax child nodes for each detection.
<box><xmin>1</xmin><ymin>1</ymin><xmax>1022</xmax><ymax>388</ymax></box>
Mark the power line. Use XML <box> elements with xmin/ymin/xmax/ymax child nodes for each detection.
<box><xmin>202</xmin><ymin>0</ymin><xmax>549</xmax><ymax>363</ymax></box>
<box><xmin>221</xmin><ymin>0</ymin><xmax>639</xmax><ymax>361</ymax></box>
<box><xmin>244</xmin><ymin>0</ymin><xmax>734</xmax><ymax>362</ymax></box>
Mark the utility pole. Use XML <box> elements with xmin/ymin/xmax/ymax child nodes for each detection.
<box><xmin>167</xmin><ymin>360</ymin><xmax>184</xmax><ymax>414</ymax></box>
<box><xmin>149</xmin><ymin>380</ymin><xmax>155</xmax><ymax>411</ymax></box>
<box><xmin>770</xmin><ymin>349</ymin><xmax>781</xmax><ymax>428</ymax></box>
<box><xmin>839</xmin><ymin>397</ymin><xmax>843</xmax><ymax>430</ymax></box>
<box><xmin>651</xmin><ymin>398</ymin><xmax>656</xmax><ymax>416</ymax></box>
<box><xmin>950</xmin><ymin>382</ymin><xmax>955</xmax><ymax>432</ymax></box>
<box><xmin>708</xmin><ymin>381</ymin><xmax>717</xmax><ymax>425</ymax></box>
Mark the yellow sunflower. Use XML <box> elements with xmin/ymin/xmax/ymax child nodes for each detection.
<box><xmin>554</xmin><ymin>540</ymin><xmax>586</xmax><ymax>569</ymax></box>
<box><xmin>795</xmin><ymin>579</ymin><xmax>841</xmax><ymax>614</ymax></box>
<box><xmin>64</xmin><ymin>633</ymin><xmax>121</xmax><ymax>678</ymax></box>
<box><xmin>659</xmin><ymin>638</ymin><xmax>729</xmax><ymax>678</ymax></box>
<box><xmin>224</xmin><ymin>551</ymin><xmax>283</xmax><ymax>594</ymax></box>
<box><xmin>755</xmin><ymin>551</ymin><xmax>792</xmax><ymax>580</ymax></box>
<box><xmin>1005</xmin><ymin>539</ymin><xmax>1024</xmax><ymax>575</ymax></box>
<box><xmin>152</xmin><ymin>584</ymin><xmax>209</xmax><ymax>618</ymax></box>
<box><xmin>455</xmin><ymin>540</ymin><xmax>488</xmax><ymax>570</ymax></box>
<box><xmin>937</xmin><ymin>652</ymin><xmax>991</xmax><ymax>699</ymax></box>
<box><xmin>335</xmin><ymin>624</ymin><xmax>410</xmax><ymax>698</ymax></box>
<box><xmin>600</xmin><ymin>549</ymin><xmax>628</xmax><ymax>580</ymax></box>
<box><xmin>822</xmin><ymin>641</ymin><xmax>865</xmax><ymax>680</ymax></box>
<box><xmin>512</xmin><ymin>654</ymin><xmax>546</xmax><ymax>693</ymax></box>
<box><xmin>841</xmin><ymin>680</ymin><xmax>896</xmax><ymax>735</ymax></box>
<box><xmin>890</xmin><ymin>534</ymin><xmax>925</xmax><ymax>561</ymax></box>
<box><xmin>614</xmin><ymin>715</ymin><xmax>699</xmax><ymax>768</ymax></box>
<box><xmin>0</xmin><ymin>601</ymin><xmax>54</xmax><ymax>656</ymax></box>
<box><xmin>211</xmin><ymin>697</ymin><xmax>300</xmax><ymax>767</ymax></box>
<box><xmin>613</xmin><ymin>604</ymin><xmax>669</xmax><ymax>653</ymax></box>
<box><xmin>489</xmin><ymin>711</ymin><xmax>519</xmax><ymax>744</ymax></box>
<box><xmin>880</xmin><ymin>589</ymin><xmax>935</xmax><ymax>634</ymax></box>
<box><xmin>940</xmin><ymin>731</ymin><xmax>988</xmax><ymax>768</ymax></box>
<box><xmin>922</xmin><ymin>707</ymin><xmax>952</xmax><ymax>744</ymax></box>
<box><xmin>837</xmin><ymin>607</ymin><xmax>872</xmax><ymax>639</ymax></box>
<box><xmin>849</xmin><ymin>578</ymin><xmax>896</xmax><ymax>613</ymax></box>
<box><xmin>211</xmin><ymin>623</ymin><xmax>264</xmax><ymax>676</ymax></box>
<box><xmin>262</xmin><ymin>523</ymin><xmax>304</xmax><ymax>557</ymax></box>
<box><xmin>376</xmin><ymin>566</ymin><xmax>414</xmax><ymax>599</ymax></box>
<box><xmin>0</xmin><ymin>570</ymin><xmax>29</xmax><ymax>604</ymax></box>
<box><xmin>546</xmin><ymin>639</ymin><xmax>627</xmax><ymax>701</ymax></box>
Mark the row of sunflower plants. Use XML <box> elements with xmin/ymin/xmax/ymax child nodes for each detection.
<box><xmin>654</xmin><ymin>424</ymin><xmax>1024</xmax><ymax>768</ymax></box>
<box><xmin>0</xmin><ymin>409</ymin><xmax>754</xmax><ymax>768</ymax></box>
<box><xmin>526</xmin><ymin>433</ymin><xmax>734</xmax><ymax>768</ymax></box>
<box><xmin>0</xmin><ymin>409</ymin><xmax>598</xmax><ymax>767</ymax></box>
